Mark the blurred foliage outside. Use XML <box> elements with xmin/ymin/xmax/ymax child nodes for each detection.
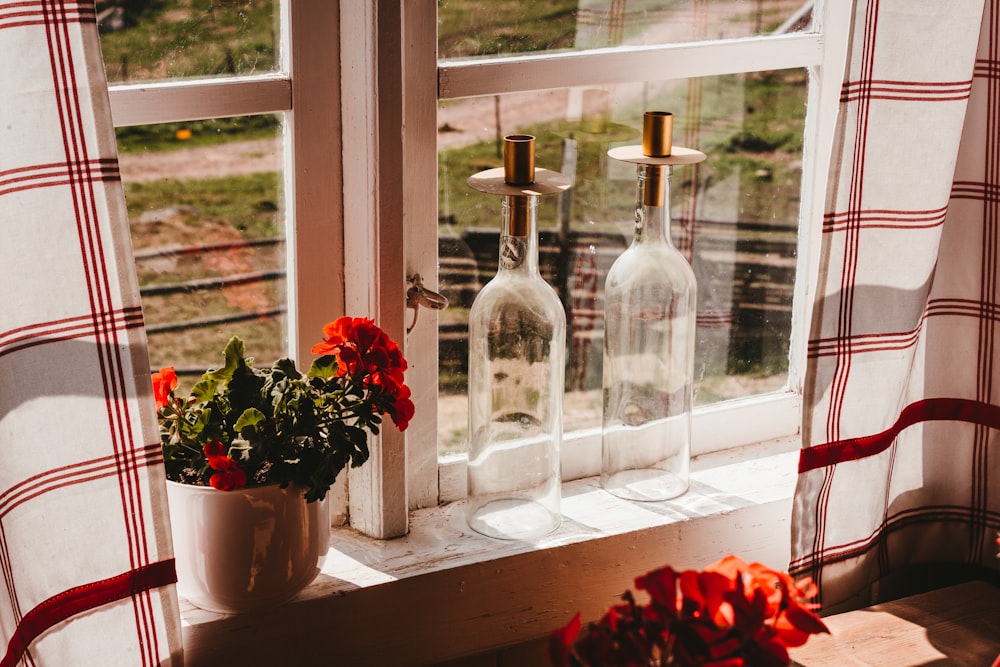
<box><xmin>110</xmin><ymin>1</ymin><xmax>808</xmax><ymax>419</ymax></box>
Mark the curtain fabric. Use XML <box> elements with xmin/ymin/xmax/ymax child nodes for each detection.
<box><xmin>0</xmin><ymin>2</ymin><xmax>182</xmax><ymax>664</ymax></box>
<box><xmin>791</xmin><ymin>0</ymin><xmax>1000</xmax><ymax>611</ymax></box>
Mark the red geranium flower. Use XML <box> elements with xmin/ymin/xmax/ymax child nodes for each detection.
<box><xmin>313</xmin><ymin>316</ymin><xmax>408</xmax><ymax>380</ymax></box>
<box><xmin>548</xmin><ymin>612</ymin><xmax>580</xmax><ymax>667</ymax></box>
<box><xmin>203</xmin><ymin>440</ymin><xmax>229</xmax><ymax>466</ymax></box>
<box><xmin>209</xmin><ymin>465</ymin><xmax>247</xmax><ymax>491</ymax></box>
<box><xmin>384</xmin><ymin>380</ymin><xmax>414</xmax><ymax>431</ymax></box>
<box><xmin>553</xmin><ymin>555</ymin><xmax>829</xmax><ymax>667</ymax></box>
<box><xmin>203</xmin><ymin>441</ymin><xmax>247</xmax><ymax>491</ymax></box>
<box><xmin>312</xmin><ymin>316</ymin><xmax>413</xmax><ymax>431</ymax></box>
<box><xmin>152</xmin><ymin>366</ymin><xmax>178</xmax><ymax>408</ymax></box>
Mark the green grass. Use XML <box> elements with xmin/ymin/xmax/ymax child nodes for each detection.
<box><xmin>125</xmin><ymin>172</ymin><xmax>281</xmax><ymax>240</ymax></box>
<box><xmin>437</xmin><ymin>0</ymin><xmax>579</xmax><ymax>58</ymax></box>
<box><xmin>98</xmin><ymin>0</ymin><xmax>276</xmax><ymax>82</ymax></box>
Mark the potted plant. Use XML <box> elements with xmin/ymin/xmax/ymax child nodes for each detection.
<box><xmin>548</xmin><ymin>555</ymin><xmax>830</xmax><ymax>666</ymax></box>
<box><xmin>153</xmin><ymin>316</ymin><xmax>412</xmax><ymax>613</ymax></box>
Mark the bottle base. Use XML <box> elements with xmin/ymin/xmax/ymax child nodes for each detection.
<box><xmin>601</xmin><ymin>468</ymin><xmax>688</xmax><ymax>502</ymax></box>
<box><xmin>467</xmin><ymin>498</ymin><xmax>560</xmax><ymax>541</ymax></box>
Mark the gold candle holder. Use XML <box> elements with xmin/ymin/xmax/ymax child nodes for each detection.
<box><xmin>503</xmin><ymin>134</ymin><xmax>535</xmax><ymax>186</ymax></box>
<box><xmin>642</xmin><ymin>112</ymin><xmax>672</xmax><ymax>206</ymax></box>
<box><xmin>607</xmin><ymin>111</ymin><xmax>706</xmax><ymax>207</ymax></box>
<box><xmin>642</xmin><ymin>111</ymin><xmax>673</xmax><ymax>158</ymax></box>
<box><xmin>467</xmin><ymin>134</ymin><xmax>572</xmax><ymax>238</ymax></box>
<box><xmin>504</xmin><ymin>135</ymin><xmax>534</xmax><ymax>235</ymax></box>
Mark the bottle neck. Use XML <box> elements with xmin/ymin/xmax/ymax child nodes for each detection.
<box><xmin>634</xmin><ymin>164</ymin><xmax>672</xmax><ymax>245</ymax></box>
<box><xmin>499</xmin><ymin>195</ymin><xmax>539</xmax><ymax>273</ymax></box>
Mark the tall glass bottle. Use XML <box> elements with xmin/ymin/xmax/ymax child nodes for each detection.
<box><xmin>601</xmin><ymin>112</ymin><xmax>705</xmax><ymax>501</ymax></box>
<box><xmin>466</xmin><ymin>135</ymin><xmax>570</xmax><ymax>540</ymax></box>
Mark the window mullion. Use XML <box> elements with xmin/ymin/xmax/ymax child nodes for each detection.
<box><xmin>340</xmin><ymin>0</ymin><xmax>408</xmax><ymax>539</ymax></box>
<box><xmin>402</xmin><ymin>0</ymin><xmax>441</xmax><ymax>510</ymax></box>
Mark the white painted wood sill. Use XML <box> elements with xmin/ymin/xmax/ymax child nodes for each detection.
<box><xmin>179</xmin><ymin>436</ymin><xmax>800</xmax><ymax>667</ymax></box>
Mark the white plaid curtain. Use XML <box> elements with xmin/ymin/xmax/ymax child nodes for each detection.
<box><xmin>791</xmin><ymin>0</ymin><xmax>1000</xmax><ymax>611</ymax></box>
<box><xmin>0</xmin><ymin>2</ymin><xmax>182</xmax><ymax>664</ymax></box>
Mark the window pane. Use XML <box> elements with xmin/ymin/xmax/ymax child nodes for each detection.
<box><xmin>99</xmin><ymin>0</ymin><xmax>278</xmax><ymax>84</ymax></box>
<box><xmin>119</xmin><ymin>115</ymin><xmax>285</xmax><ymax>386</ymax></box>
<box><xmin>437</xmin><ymin>70</ymin><xmax>806</xmax><ymax>455</ymax></box>
<box><xmin>438</xmin><ymin>0</ymin><xmax>812</xmax><ymax>60</ymax></box>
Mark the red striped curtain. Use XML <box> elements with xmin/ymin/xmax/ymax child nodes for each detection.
<box><xmin>0</xmin><ymin>2</ymin><xmax>182</xmax><ymax>663</ymax></box>
<box><xmin>791</xmin><ymin>0</ymin><xmax>1000</xmax><ymax>612</ymax></box>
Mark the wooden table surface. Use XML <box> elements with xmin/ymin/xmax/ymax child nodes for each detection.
<box><xmin>789</xmin><ymin>581</ymin><xmax>1000</xmax><ymax>666</ymax></box>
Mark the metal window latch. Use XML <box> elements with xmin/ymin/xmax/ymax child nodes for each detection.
<box><xmin>405</xmin><ymin>273</ymin><xmax>448</xmax><ymax>333</ymax></box>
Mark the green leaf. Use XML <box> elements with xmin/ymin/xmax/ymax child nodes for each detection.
<box><xmin>273</xmin><ymin>357</ymin><xmax>302</xmax><ymax>380</ymax></box>
<box><xmin>307</xmin><ymin>354</ymin><xmax>340</xmax><ymax>380</ymax></box>
<box><xmin>210</xmin><ymin>336</ymin><xmax>246</xmax><ymax>382</ymax></box>
<box><xmin>234</xmin><ymin>407</ymin><xmax>267</xmax><ymax>433</ymax></box>
<box><xmin>189</xmin><ymin>336</ymin><xmax>246</xmax><ymax>402</ymax></box>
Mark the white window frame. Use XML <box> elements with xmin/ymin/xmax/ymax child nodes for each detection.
<box><xmin>110</xmin><ymin>1</ymin><xmax>852</xmax><ymax>542</ymax></box>
<box><xmin>398</xmin><ymin>1</ymin><xmax>854</xmax><ymax>507</ymax></box>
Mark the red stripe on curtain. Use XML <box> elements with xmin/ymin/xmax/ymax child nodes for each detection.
<box><xmin>799</xmin><ymin>398</ymin><xmax>1000</xmax><ymax>472</ymax></box>
<box><xmin>841</xmin><ymin>79</ymin><xmax>973</xmax><ymax>103</ymax></box>
<box><xmin>41</xmin><ymin>1</ymin><xmax>161</xmax><ymax>658</ymax></box>
<box><xmin>826</xmin><ymin>0</ymin><xmax>882</xmax><ymax>446</ymax></box>
<box><xmin>0</xmin><ymin>308</ymin><xmax>145</xmax><ymax>359</ymax></box>
<box><xmin>0</xmin><ymin>445</ymin><xmax>164</xmax><ymax>518</ymax></box>
<box><xmin>0</xmin><ymin>159</ymin><xmax>121</xmax><ymax>197</ymax></box>
<box><xmin>0</xmin><ymin>2</ymin><xmax>94</xmax><ymax>32</ymax></box>
<box><xmin>809</xmin><ymin>328</ymin><xmax>921</xmax><ymax>357</ymax></box>
<box><xmin>822</xmin><ymin>206</ymin><xmax>949</xmax><ymax>232</ymax></box>
<box><xmin>808</xmin><ymin>296</ymin><xmax>998</xmax><ymax>358</ymax></box>
<box><xmin>790</xmin><ymin>504</ymin><xmax>1000</xmax><ymax>573</ymax></box>
<box><xmin>0</xmin><ymin>559</ymin><xmax>176</xmax><ymax>667</ymax></box>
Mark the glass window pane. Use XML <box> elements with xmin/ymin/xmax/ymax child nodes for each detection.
<box><xmin>438</xmin><ymin>1</ymin><xmax>813</xmax><ymax>60</ymax></box>
<box><xmin>437</xmin><ymin>69</ymin><xmax>806</xmax><ymax>455</ymax></box>
<box><xmin>120</xmin><ymin>115</ymin><xmax>285</xmax><ymax>387</ymax></box>
<box><xmin>100</xmin><ymin>0</ymin><xmax>278</xmax><ymax>84</ymax></box>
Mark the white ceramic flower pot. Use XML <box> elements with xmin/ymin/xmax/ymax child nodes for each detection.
<box><xmin>166</xmin><ymin>480</ymin><xmax>329</xmax><ymax>614</ymax></box>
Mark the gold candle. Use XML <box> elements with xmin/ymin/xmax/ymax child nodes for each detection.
<box><xmin>503</xmin><ymin>135</ymin><xmax>535</xmax><ymax>235</ymax></box>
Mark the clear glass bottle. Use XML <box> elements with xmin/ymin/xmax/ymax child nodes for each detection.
<box><xmin>466</xmin><ymin>135</ymin><xmax>567</xmax><ymax>540</ymax></box>
<box><xmin>601</xmin><ymin>112</ymin><xmax>701</xmax><ymax>501</ymax></box>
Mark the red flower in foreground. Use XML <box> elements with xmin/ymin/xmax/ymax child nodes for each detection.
<box><xmin>548</xmin><ymin>612</ymin><xmax>581</xmax><ymax>667</ymax></box>
<box><xmin>552</xmin><ymin>555</ymin><xmax>829</xmax><ymax>667</ymax></box>
<box><xmin>152</xmin><ymin>366</ymin><xmax>178</xmax><ymax>408</ymax></box>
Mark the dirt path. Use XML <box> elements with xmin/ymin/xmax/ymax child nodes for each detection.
<box><xmin>118</xmin><ymin>137</ymin><xmax>281</xmax><ymax>183</ymax></box>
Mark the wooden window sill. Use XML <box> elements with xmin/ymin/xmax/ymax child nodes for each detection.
<box><xmin>790</xmin><ymin>581</ymin><xmax>1000</xmax><ymax>666</ymax></box>
<box><xmin>179</xmin><ymin>437</ymin><xmax>800</xmax><ymax>667</ymax></box>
